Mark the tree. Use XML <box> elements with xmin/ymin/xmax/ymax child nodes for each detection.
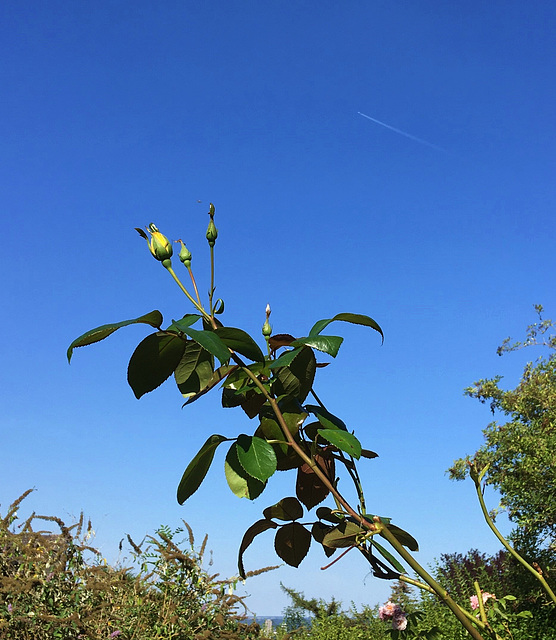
<box><xmin>449</xmin><ymin>305</ymin><xmax>556</xmax><ymax>545</ymax></box>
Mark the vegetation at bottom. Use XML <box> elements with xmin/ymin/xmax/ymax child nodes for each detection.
<box><xmin>274</xmin><ymin>542</ymin><xmax>555</xmax><ymax>640</ymax></box>
<box><xmin>0</xmin><ymin>490</ymin><xmax>271</xmax><ymax>640</ymax></box>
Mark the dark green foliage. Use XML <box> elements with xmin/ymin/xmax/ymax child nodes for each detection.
<box><xmin>421</xmin><ymin>547</ymin><xmax>556</xmax><ymax>640</ymax></box>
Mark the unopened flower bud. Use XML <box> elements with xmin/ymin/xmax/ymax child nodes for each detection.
<box><xmin>206</xmin><ymin>219</ymin><xmax>218</xmax><ymax>246</ymax></box>
<box><xmin>176</xmin><ymin>240</ymin><xmax>192</xmax><ymax>268</ymax></box>
<box><xmin>145</xmin><ymin>223</ymin><xmax>173</xmax><ymax>266</ymax></box>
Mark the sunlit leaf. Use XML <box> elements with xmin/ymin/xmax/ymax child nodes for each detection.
<box><xmin>263</xmin><ymin>497</ymin><xmax>303</xmax><ymax>521</ymax></box>
<box><xmin>236</xmin><ymin>434</ymin><xmax>277</xmax><ymax>482</ymax></box>
<box><xmin>272</xmin><ymin>347</ymin><xmax>316</xmax><ymax>402</ymax></box>
<box><xmin>318</xmin><ymin>428</ymin><xmax>362</xmax><ymax>459</ymax></box>
<box><xmin>225</xmin><ymin>443</ymin><xmax>266</xmax><ymax>500</ymax></box>
<box><xmin>177</xmin><ymin>435</ymin><xmax>229</xmax><ymax>504</ymax></box>
<box><xmin>321</xmin><ymin>521</ymin><xmax>365</xmax><ymax>549</ymax></box>
<box><xmin>67</xmin><ymin>310</ymin><xmax>163</xmax><ymax>362</ymax></box>
<box><xmin>180</xmin><ymin>326</ymin><xmax>231</xmax><ymax>365</ymax></box>
<box><xmin>238</xmin><ymin>519</ymin><xmax>278</xmax><ymax>578</ymax></box>
<box><xmin>305</xmin><ymin>405</ymin><xmax>347</xmax><ymax>431</ymax></box>
<box><xmin>274</xmin><ymin>522</ymin><xmax>311</xmax><ymax>568</ymax></box>
<box><xmin>291</xmin><ymin>335</ymin><xmax>343</xmax><ymax>358</ymax></box>
<box><xmin>309</xmin><ymin>312</ymin><xmax>384</xmax><ymax>343</ymax></box>
<box><xmin>167</xmin><ymin>314</ymin><xmax>203</xmax><ymax>333</ymax></box>
<box><xmin>269</xmin><ymin>347</ymin><xmax>302</xmax><ymax>369</ymax></box>
<box><xmin>127</xmin><ymin>332</ymin><xmax>186</xmax><ymax>399</ymax></box>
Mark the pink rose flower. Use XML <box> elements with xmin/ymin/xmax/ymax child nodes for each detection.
<box><xmin>392</xmin><ymin>613</ymin><xmax>408</xmax><ymax>630</ymax></box>
<box><xmin>470</xmin><ymin>592</ymin><xmax>496</xmax><ymax>610</ymax></box>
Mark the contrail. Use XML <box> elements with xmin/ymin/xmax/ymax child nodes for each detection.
<box><xmin>357</xmin><ymin>111</ymin><xmax>444</xmax><ymax>152</ymax></box>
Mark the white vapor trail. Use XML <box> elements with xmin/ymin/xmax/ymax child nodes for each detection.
<box><xmin>357</xmin><ymin>111</ymin><xmax>444</xmax><ymax>152</ymax></box>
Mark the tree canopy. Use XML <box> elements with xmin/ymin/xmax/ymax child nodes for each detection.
<box><xmin>450</xmin><ymin>305</ymin><xmax>556</xmax><ymax>544</ymax></box>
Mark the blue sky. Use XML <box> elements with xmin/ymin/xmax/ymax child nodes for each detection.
<box><xmin>1</xmin><ymin>1</ymin><xmax>555</xmax><ymax>616</ymax></box>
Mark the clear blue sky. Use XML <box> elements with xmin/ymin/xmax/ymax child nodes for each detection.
<box><xmin>1</xmin><ymin>1</ymin><xmax>555</xmax><ymax>616</ymax></box>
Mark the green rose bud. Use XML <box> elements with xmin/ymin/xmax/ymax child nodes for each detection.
<box><xmin>262</xmin><ymin>303</ymin><xmax>272</xmax><ymax>337</ymax></box>
<box><xmin>206</xmin><ymin>219</ymin><xmax>218</xmax><ymax>247</ymax></box>
<box><xmin>177</xmin><ymin>240</ymin><xmax>192</xmax><ymax>268</ymax></box>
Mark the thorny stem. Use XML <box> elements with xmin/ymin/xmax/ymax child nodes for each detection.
<box><xmin>473</xmin><ymin>477</ymin><xmax>556</xmax><ymax>605</ymax></box>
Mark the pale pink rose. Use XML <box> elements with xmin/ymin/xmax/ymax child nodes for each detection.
<box><xmin>392</xmin><ymin>614</ymin><xmax>408</xmax><ymax>631</ymax></box>
<box><xmin>470</xmin><ymin>592</ymin><xmax>496</xmax><ymax>610</ymax></box>
<box><xmin>379</xmin><ymin>601</ymin><xmax>398</xmax><ymax>620</ymax></box>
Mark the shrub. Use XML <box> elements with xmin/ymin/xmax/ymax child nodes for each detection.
<box><xmin>0</xmin><ymin>490</ymin><xmax>270</xmax><ymax>639</ymax></box>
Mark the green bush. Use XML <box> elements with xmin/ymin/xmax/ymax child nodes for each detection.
<box><xmin>0</xmin><ymin>490</ymin><xmax>269</xmax><ymax>639</ymax></box>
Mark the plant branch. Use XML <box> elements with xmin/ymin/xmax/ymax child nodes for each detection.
<box><xmin>473</xmin><ymin>476</ymin><xmax>556</xmax><ymax>605</ymax></box>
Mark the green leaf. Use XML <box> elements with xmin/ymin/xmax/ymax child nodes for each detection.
<box><xmin>263</xmin><ymin>497</ymin><xmax>304</xmax><ymax>521</ymax></box>
<box><xmin>174</xmin><ymin>341</ymin><xmax>214</xmax><ymax>397</ymax></box>
<box><xmin>127</xmin><ymin>332</ymin><xmax>187</xmax><ymax>399</ymax></box>
<box><xmin>318</xmin><ymin>428</ymin><xmax>362</xmax><ymax>459</ymax></box>
<box><xmin>316</xmin><ymin>506</ymin><xmax>343</xmax><ymax>524</ymax></box>
<box><xmin>369</xmin><ymin>539</ymin><xmax>406</xmax><ymax>574</ymax></box>
<box><xmin>182</xmin><ymin>364</ymin><xmax>238</xmax><ymax>406</ymax></box>
<box><xmin>305</xmin><ymin>405</ymin><xmax>347</xmax><ymax>431</ymax></box>
<box><xmin>268</xmin><ymin>347</ymin><xmax>303</xmax><ymax>369</ymax></box>
<box><xmin>214</xmin><ymin>298</ymin><xmax>225</xmax><ymax>315</ymax></box>
<box><xmin>67</xmin><ymin>310</ymin><xmax>163</xmax><ymax>362</ymax></box>
<box><xmin>274</xmin><ymin>522</ymin><xmax>311</xmax><ymax>568</ymax></box>
<box><xmin>236</xmin><ymin>434</ymin><xmax>277</xmax><ymax>482</ymax></box>
<box><xmin>383</xmin><ymin>524</ymin><xmax>419</xmax><ymax>552</ymax></box>
<box><xmin>177</xmin><ymin>435</ymin><xmax>229</xmax><ymax>504</ymax></box>
<box><xmin>309</xmin><ymin>312</ymin><xmax>384</xmax><ymax>343</ymax></box>
<box><xmin>180</xmin><ymin>326</ymin><xmax>231</xmax><ymax>365</ymax></box>
<box><xmin>311</xmin><ymin>522</ymin><xmax>336</xmax><ymax>558</ymax></box>
<box><xmin>322</xmin><ymin>521</ymin><xmax>365</xmax><ymax>549</ymax></box>
<box><xmin>167</xmin><ymin>314</ymin><xmax>203</xmax><ymax>333</ymax></box>
<box><xmin>225</xmin><ymin>443</ymin><xmax>266</xmax><ymax>500</ymax></box>
<box><xmin>291</xmin><ymin>335</ymin><xmax>344</xmax><ymax>358</ymax></box>
<box><xmin>238</xmin><ymin>519</ymin><xmax>278</xmax><ymax>578</ymax></box>
<box><xmin>272</xmin><ymin>347</ymin><xmax>316</xmax><ymax>403</ymax></box>
<box><xmin>216</xmin><ymin>327</ymin><xmax>265</xmax><ymax>363</ymax></box>
<box><xmin>296</xmin><ymin>454</ymin><xmax>334</xmax><ymax>510</ymax></box>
